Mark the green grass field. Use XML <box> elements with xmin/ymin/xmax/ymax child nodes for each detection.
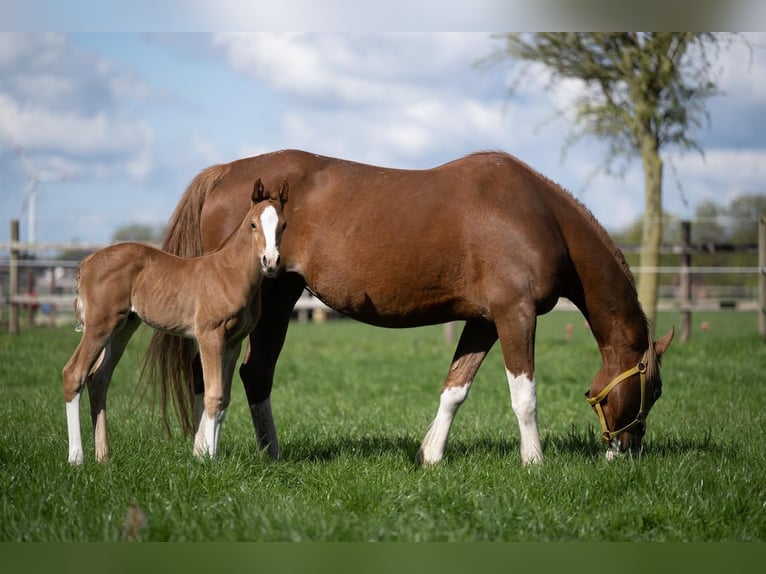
<box><xmin>1</xmin><ymin>311</ymin><xmax>765</xmax><ymax>541</ymax></box>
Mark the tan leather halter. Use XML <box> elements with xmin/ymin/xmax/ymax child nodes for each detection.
<box><xmin>586</xmin><ymin>354</ymin><xmax>648</xmax><ymax>444</ymax></box>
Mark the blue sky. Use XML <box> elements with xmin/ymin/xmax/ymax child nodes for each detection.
<box><xmin>1</xmin><ymin>32</ymin><xmax>765</xmax><ymax>247</ymax></box>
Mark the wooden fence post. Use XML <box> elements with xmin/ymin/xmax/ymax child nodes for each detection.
<box><xmin>9</xmin><ymin>219</ymin><xmax>19</xmax><ymax>335</ymax></box>
<box><xmin>680</xmin><ymin>221</ymin><xmax>692</xmax><ymax>343</ymax></box>
<box><xmin>759</xmin><ymin>214</ymin><xmax>765</xmax><ymax>339</ymax></box>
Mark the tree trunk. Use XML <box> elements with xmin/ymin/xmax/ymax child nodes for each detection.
<box><xmin>637</xmin><ymin>135</ymin><xmax>663</xmax><ymax>332</ymax></box>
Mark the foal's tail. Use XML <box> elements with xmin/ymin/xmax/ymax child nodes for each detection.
<box><xmin>73</xmin><ymin>271</ymin><xmax>84</xmax><ymax>333</ymax></box>
<box><xmin>141</xmin><ymin>163</ymin><xmax>231</xmax><ymax>435</ymax></box>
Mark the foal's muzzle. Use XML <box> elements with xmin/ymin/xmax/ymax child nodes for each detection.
<box><xmin>261</xmin><ymin>254</ymin><xmax>281</xmax><ymax>277</ymax></box>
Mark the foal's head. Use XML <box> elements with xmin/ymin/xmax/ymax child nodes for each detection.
<box><xmin>249</xmin><ymin>178</ymin><xmax>288</xmax><ymax>278</ymax></box>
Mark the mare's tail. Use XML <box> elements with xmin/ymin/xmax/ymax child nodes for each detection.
<box><xmin>141</xmin><ymin>163</ymin><xmax>231</xmax><ymax>435</ymax></box>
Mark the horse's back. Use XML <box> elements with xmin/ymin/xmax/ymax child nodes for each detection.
<box><xmin>200</xmin><ymin>150</ymin><xmax>574</xmax><ymax>325</ymax></box>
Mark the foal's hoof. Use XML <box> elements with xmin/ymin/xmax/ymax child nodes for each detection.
<box><xmin>415</xmin><ymin>448</ymin><xmax>442</xmax><ymax>468</ymax></box>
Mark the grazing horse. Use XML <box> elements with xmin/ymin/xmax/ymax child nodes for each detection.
<box><xmin>146</xmin><ymin>150</ymin><xmax>674</xmax><ymax>464</ymax></box>
<box><xmin>62</xmin><ymin>179</ymin><xmax>288</xmax><ymax>464</ymax></box>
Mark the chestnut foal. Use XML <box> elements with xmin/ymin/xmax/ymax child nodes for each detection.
<box><xmin>62</xmin><ymin>178</ymin><xmax>287</xmax><ymax>464</ymax></box>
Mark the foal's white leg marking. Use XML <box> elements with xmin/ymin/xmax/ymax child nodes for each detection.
<box><xmin>506</xmin><ymin>370</ymin><xmax>543</xmax><ymax>465</ymax></box>
<box><xmin>259</xmin><ymin>205</ymin><xmax>280</xmax><ymax>269</ymax></box>
<box><xmin>202</xmin><ymin>409</ymin><xmax>227</xmax><ymax>458</ymax></box>
<box><xmin>419</xmin><ymin>384</ymin><xmax>471</xmax><ymax>465</ymax></box>
<box><xmin>66</xmin><ymin>394</ymin><xmax>84</xmax><ymax>465</ymax></box>
<box><xmin>252</xmin><ymin>398</ymin><xmax>281</xmax><ymax>459</ymax></box>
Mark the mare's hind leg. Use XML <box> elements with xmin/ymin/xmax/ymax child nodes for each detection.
<box><xmin>417</xmin><ymin>319</ymin><xmax>498</xmax><ymax>466</ymax></box>
<box><xmin>86</xmin><ymin>314</ymin><xmax>141</xmax><ymax>462</ymax></box>
<box><xmin>494</xmin><ymin>303</ymin><xmax>543</xmax><ymax>465</ymax></box>
<box><xmin>238</xmin><ymin>274</ymin><xmax>305</xmax><ymax>458</ymax></box>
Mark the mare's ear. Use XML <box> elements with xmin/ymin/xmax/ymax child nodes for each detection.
<box><xmin>279</xmin><ymin>179</ymin><xmax>289</xmax><ymax>204</ymax></box>
<box><xmin>252</xmin><ymin>178</ymin><xmax>265</xmax><ymax>202</ymax></box>
<box><xmin>654</xmin><ymin>326</ymin><xmax>675</xmax><ymax>358</ymax></box>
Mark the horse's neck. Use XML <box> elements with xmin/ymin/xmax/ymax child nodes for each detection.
<box><xmin>563</xmin><ymin>224</ymin><xmax>648</xmax><ymax>363</ymax></box>
<box><xmin>209</xmin><ymin>219</ymin><xmax>261</xmax><ymax>287</ymax></box>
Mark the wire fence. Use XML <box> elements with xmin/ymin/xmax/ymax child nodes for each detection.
<box><xmin>2</xmin><ymin>216</ymin><xmax>765</xmax><ymax>338</ymax></box>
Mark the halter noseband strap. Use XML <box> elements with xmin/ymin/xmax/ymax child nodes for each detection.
<box><xmin>586</xmin><ymin>354</ymin><xmax>648</xmax><ymax>444</ymax></box>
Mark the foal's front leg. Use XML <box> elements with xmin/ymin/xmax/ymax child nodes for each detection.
<box><xmin>194</xmin><ymin>331</ymin><xmax>229</xmax><ymax>458</ymax></box>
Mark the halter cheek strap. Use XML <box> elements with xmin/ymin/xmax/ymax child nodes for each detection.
<box><xmin>586</xmin><ymin>354</ymin><xmax>648</xmax><ymax>444</ymax></box>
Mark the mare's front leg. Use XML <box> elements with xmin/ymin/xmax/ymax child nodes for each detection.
<box><xmin>86</xmin><ymin>315</ymin><xmax>141</xmax><ymax>462</ymax></box>
<box><xmin>493</xmin><ymin>302</ymin><xmax>543</xmax><ymax>465</ymax></box>
<box><xmin>238</xmin><ymin>275</ymin><xmax>305</xmax><ymax>459</ymax></box>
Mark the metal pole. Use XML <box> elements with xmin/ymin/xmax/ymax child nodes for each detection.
<box><xmin>9</xmin><ymin>219</ymin><xmax>19</xmax><ymax>335</ymax></box>
<box><xmin>680</xmin><ymin>221</ymin><xmax>692</xmax><ymax>343</ymax></box>
<box><xmin>759</xmin><ymin>214</ymin><xmax>765</xmax><ymax>338</ymax></box>
<box><xmin>26</xmin><ymin>174</ymin><xmax>38</xmax><ymax>245</ymax></box>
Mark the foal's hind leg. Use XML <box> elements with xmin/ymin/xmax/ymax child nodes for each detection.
<box><xmin>62</xmin><ymin>317</ymin><xmax>124</xmax><ymax>464</ymax></box>
<box><xmin>86</xmin><ymin>315</ymin><xmax>141</xmax><ymax>462</ymax></box>
<box><xmin>417</xmin><ymin>319</ymin><xmax>498</xmax><ymax>466</ymax></box>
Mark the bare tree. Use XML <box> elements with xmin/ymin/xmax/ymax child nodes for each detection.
<box><xmin>486</xmin><ymin>32</ymin><xmax>740</xmax><ymax>329</ymax></box>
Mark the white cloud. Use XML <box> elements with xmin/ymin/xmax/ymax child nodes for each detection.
<box><xmin>0</xmin><ymin>33</ymin><xmax>157</xmax><ymax>182</ymax></box>
<box><xmin>210</xmin><ymin>33</ymin><xmax>497</xmax><ymax>106</ymax></box>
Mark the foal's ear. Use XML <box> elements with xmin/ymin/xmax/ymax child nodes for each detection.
<box><xmin>279</xmin><ymin>179</ymin><xmax>289</xmax><ymax>204</ymax></box>
<box><xmin>654</xmin><ymin>325</ymin><xmax>675</xmax><ymax>358</ymax></box>
<box><xmin>252</xmin><ymin>178</ymin><xmax>265</xmax><ymax>202</ymax></box>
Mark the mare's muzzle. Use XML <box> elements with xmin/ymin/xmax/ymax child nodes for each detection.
<box><xmin>585</xmin><ymin>354</ymin><xmax>648</xmax><ymax>449</ymax></box>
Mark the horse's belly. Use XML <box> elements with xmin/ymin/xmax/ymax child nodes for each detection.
<box><xmin>307</xmin><ymin>272</ymin><xmax>487</xmax><ymax>328</ymax></box>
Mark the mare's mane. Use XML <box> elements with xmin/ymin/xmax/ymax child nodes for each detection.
<box><xmin>469</xmin><ymin>151</ymin><xmax>637</xmax><ymax>288</ymax></box>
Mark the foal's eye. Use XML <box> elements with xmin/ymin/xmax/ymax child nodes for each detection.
<box><xmin>251</xmin><ymin>222</ymin><xmax>257</xmax><ymax>230</ymax></box>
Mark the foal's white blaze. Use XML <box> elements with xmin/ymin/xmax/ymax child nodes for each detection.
<box><xmin>66</xmin><ymin>394</ymin><xmax>84</xmax><ymax>465</ymax></box>
<box><xmin>506</xmin><ymin>369</ymin><xmax>543</xmax><ymax>465</ymax></box>
<box><xmin>419</xmin><ymin>383</ymin><xmax>471</xmax><ymax>465</ymax></box>
<box><xmin>259</xmin><ymin>205</ymin><xmax>280</xmax><ymax>272</ymax></box>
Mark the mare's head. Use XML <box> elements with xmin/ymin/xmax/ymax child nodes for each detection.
<box><xmin>249</xmin><ymin>178</ymin><xmax>288</xmax><ymax>278</ymax></box>
<box><xmin>586</xmin><ymin>327</ymin><xmax>674</xmax><ymax>459</ymax></box>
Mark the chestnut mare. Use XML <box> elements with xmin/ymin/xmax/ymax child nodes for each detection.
<box><xmin>147</xmin><ymin>150</ymin><xmax>673</xmax><ymax>464</ymax></box>
<box><xmin>62</xmin><ymin>179</ymin><xmax>288</xmax><ymax>464</ymax></box>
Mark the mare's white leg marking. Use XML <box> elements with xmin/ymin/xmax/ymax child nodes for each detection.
<box><xmin>506</xmin><ymin>370</ymin><xmax>543</xmax><ymax>465</ymax></box>
<box><xmin>202</xmin><ymin>409</ymin><xmax>227</xmax><ymax>458</ymax></box>
<box><xmin>252</xmin><ymin>399</ymin><xmax>281</xmax><ymax>459</ymax></box>
<box><xmin>260</xmin><ymin>205</ymin><xmax>280</xmax><ymax>268</ymax></box>
<box><xmin>419</xmin><ymin>384</ymin><xmax>471</xmax><ymax>465</ymax></box>
<box><xmin>66</xmin><ymin>394</ymin><xmax>84</xmax><ymax>465</ymax></box>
